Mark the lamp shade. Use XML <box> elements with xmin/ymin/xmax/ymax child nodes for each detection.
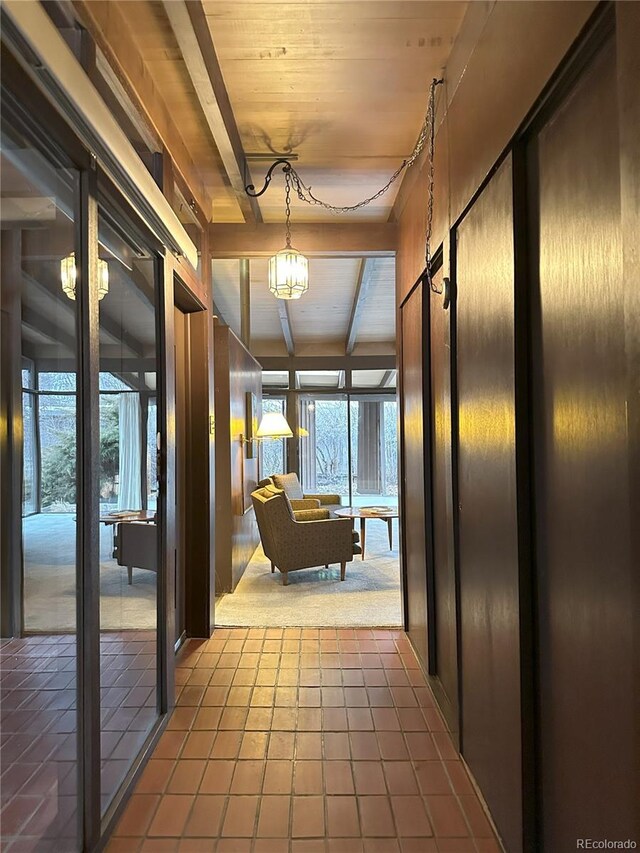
<box><xmin>256</xmin><ymin>412</ymin><xmax>293</xmax><ymax>439</ymax></box>
<box><xmin>268</xmin><ymin>247</ymin><xmax>309</xmax><ymax>299</ymax></box>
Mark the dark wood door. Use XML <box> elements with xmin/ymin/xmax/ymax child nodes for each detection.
<box><xmin>530</xmin><ymin>36</ymin><xmax>637</xmax><ymax>848</ymax></box>
<box><xmin>456</xmin><ymin>155</ymin><xmax>523</xmax><ymax>852</ymax></box>
<box><xmin>428</xmin><ymin>269</ymin><xmax>459</xmax><ymax>733</ymax></box>
<box><xmin>399</xmin><ymin>284</ymin><xmax>428</xmax><ymax>668</ymax></box>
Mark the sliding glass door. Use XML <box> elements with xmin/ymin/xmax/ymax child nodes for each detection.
<box><xmin>1</xmin><ymin>107</ymin><xmax>81</xmax><ymax>852</ymax></box>
<box><xmin>0</xmin><ymin>95</ymin><xmax>167</xmax><ymax>850</ymax></box>
<box><xmin>295</xmin><ymin>394</ymin><xmax>398</xmax><ymax>506</ymax></box>
<box><xmin>299</xmin><ymin>396</ymin><xmax>350</xmax><ymax>502</ymax></box>
<box><xmin>97</xmin><ymin>207</ymin><xmax>161</xmax><ymax>815</ymax></box>
<box><xmin>350</xmin><ymin>396</ymin><xmax>398</xmax><ymax>506</ymax></box>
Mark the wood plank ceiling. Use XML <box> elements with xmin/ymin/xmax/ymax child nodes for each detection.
<box><xmin>205</xmin><ymin>1</ymin><xmax>467</xmax><ymax>223</ymax></box>
<box><xmin>89</xmin><ymin>1</ymin><xmax>467</xmax><ymax>354</ymax></box>
<box><xmin>212</xmin><ymin>255</ymin><xmax>396</xmax><ymax>356</ymax></box>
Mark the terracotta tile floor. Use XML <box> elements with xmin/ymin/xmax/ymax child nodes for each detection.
<box><xmin>0</xmin><ymin>631</ymin><xmax>157</xmax><ymax>851</ymax></box>
<box><xmin>108</xmin><ymin>628</ymin><xmax>501</xmax><ymax>853</ymax></box>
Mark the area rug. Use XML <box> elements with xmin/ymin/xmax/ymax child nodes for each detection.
<box><xmin>22</xmin><ymin>514</ymin><xmax>157</xmax><ymax>632</ymax></box>
<box><xmin>214</xmin><ymin>518</ymin><xmax>402</xmax><ymax>628</ymax></box>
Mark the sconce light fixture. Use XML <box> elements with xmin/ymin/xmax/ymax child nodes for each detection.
<box><xmin>60</xmin><ymin>252</ymin><xmax>109</xmax><ymax>301</ymax></box>
<box><xmin>256</xmin><ymin>412</ymin><xmax>294</xmax><ymax>440</ymax></box>
<box><xmin>241</xmin><ymin>411</ymin><xmax>294</xmax><ymax>457</ymax></box>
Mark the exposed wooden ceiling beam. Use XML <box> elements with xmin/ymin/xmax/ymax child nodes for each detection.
<box><xmin>380</xmin><ymin>369</ymin><xmax>396</xmax><ymax>388</ymax></box>
<box><xmin>23</xmin><ymin>271</ymin><xmax>145</xmax><ymax>357</ymax></box>
<box><xmin>346</xmin><ymin>259</ymin><xmax>376</xmax><ymax>355</ymax></box>
<box><xmin>209</xmin><ymin>222</ymin><xmax>397</xmax><ymax>258</ymax></box>
<box><xmin>162</xmin><ymin>0</ymin><xmax>261</xmax><ymax>225</ymax></box>
<box><xmin>22</xmin><ymin>306</ymin><xmax>76</xmax><ymax>352</ymax></box>
<box><xmin>277</xmin><ymin>302</ymin><xmax>295</xmax><ymax>356</ymax></box>
<box><xmin>259</xmin><ymin>355</ymin><xmax>396</xmax><ymax>371</ymax></box>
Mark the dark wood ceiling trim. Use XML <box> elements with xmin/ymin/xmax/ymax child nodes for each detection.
<box><xmin>209</xmin><ymin>222</ymin><xmax>397</xmax><ymax>258</ymax></box>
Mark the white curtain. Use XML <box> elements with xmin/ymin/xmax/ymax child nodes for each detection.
<box><xmin>117</xmin><ymin>393</ymin><xmax>142</xmax><ymax>510</ymax></box>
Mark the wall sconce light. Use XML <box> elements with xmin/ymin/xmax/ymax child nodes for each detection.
<box><xmin>241</xmin><ymin>411</ymin><xmax>294</xmax><ymax>457</ymax></box>
<box><xmin>60</xmin><ymin>252</ymin><xmax>109</xmax><ymax>301</ymax></box>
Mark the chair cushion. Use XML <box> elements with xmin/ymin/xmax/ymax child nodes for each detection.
<box><xmin>272</xmin><ymin>473</ymin><xmax>304</xmax><ymax>501</ymax></box>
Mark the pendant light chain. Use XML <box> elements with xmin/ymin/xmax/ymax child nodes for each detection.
<box><xmin>250</xmin><ymin>77</ymin><xmax>444</xmax><ymax>303</ymax></box>
<box><xmin>284</xmin><ymin>169</ymin><xmax>293</xmax><ymax>248</ymax></box>
<box><xmin>281</xmin><ymin>78</ymin><xmax>443</xmax><ymax>215</ymax></box>
<box><xmin>425</xmin><ymin>76</ymin><xmax>439</xmax><ymax>292</ymax></box>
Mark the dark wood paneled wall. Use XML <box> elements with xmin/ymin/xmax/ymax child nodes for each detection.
<box><xmin>399</xmin><ymin>284</ymin><xmax>429</xmax><ymax>670</ymax></box>
<box><xmin>530</xmin><ymin>35</ymin><xmax>638</xmax><ymax>848</ymax></box>
<box><xmin>396</xmin><ymin>6</ymin><xmax>639</xmax><ymax>851</ymax></box>
<box><xmin>456</xmin><ymin>156</ymin><xmax>523</xmax><ymax>852</ymax></box>
<box><xmin>428</xmin><ymin>269</ymin><xmax>459</xmax><ymax>734</ymax></box>
<box><xmin>617</xmin><ymin>4</ymin><xmax>640</xmax><ymax>828</ymax></box>
<box><xmin>214</xmin><ymin>324</ymin><xmax>261</xmax><ymax>594</ymax></box>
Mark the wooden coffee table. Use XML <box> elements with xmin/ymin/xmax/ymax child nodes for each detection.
<box><xmin>334</xmin><ymin>506</ymin><xmax>399</xmax><ymax>560</ymax></box>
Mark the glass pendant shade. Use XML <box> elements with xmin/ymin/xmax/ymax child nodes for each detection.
<box><xmin>268</xmin><ymin>247</ymin><xmax>309</xmax><ymax>300</ymax></box>
<box><xmin>60</xmin><ymin>252</ymin><xmax>109</xmax><ymax>301</ymax></box>
<box><xmin>60</xmin><ymin>253</ymin><xmax>77</xmax><ymax>300</ymax></box>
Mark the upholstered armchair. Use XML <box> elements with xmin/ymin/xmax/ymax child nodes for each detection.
<box><xmin>251</xmin><ymin>486</ymin><xmax>360</xmax><ymax>585</ymax></box>
<box><xmin>114</xmin><ymin>522</ymin><xmax>157</xmax><ymax>585</ymax></box>
<box><xmin>260</xmin><ymin>473</ymin><xmax>343</xmax><ymax>513</ymax></box>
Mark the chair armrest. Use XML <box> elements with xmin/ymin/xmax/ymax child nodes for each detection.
<box><xmin>273</xmin><ymin>516</ymin><xmax>355</xmax><ymax>570</ymax></box>
<box><xmin>290</xmin><ymin>498</ymin><xmax>322</xmax><ymax>510</ymax></box>
<box><xmin>294</xmin><ymin>508</ymin><xmax>331</xmax><ymax>521</ymax></box>
<box><xmin>304</xmin><ymin>493</ymin><xmax>343</xmax><ymax>506</ymax></box>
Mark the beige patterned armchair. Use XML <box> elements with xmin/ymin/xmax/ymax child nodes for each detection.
<box><xmin>251</xmin><ymin>485</ymin><xmax>361</xmax><ymax>585</ymax></box>
<box><xmin>259</xmin><ymin>472</ymin><xmax>343</xmax><ymax>514</ymax></box>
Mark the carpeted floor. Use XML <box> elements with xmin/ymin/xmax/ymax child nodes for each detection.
<box><xmin>22</xmin><ymin>514</ymin><xmax>157</xmax><ymax>632</ymax></box>
<box><xmin>215</xmin><ymin>517</ymin><xmax>402</xmax><ymax>628</ymax></box>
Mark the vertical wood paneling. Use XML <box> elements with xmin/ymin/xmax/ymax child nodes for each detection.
<box><xmin>456</xmin><ymin>155</ymin><xmax>522</xmax><ymax>852</ymax></box>
<box><xmin>399</xmin><ymin>284</ymin><xmax>428</xmax><ymax>668</ymax></box>
<box><xmin>617</xmin><ymin>6</ymin><xmax>640</xmax><ymax>829</ymax></box>
<box><xmin>428</xmin><ymin>270</ymin><xmax>459</xmax><ymax>733</ymax></box>
<box><xmin>214</xmin><ymin>325</ymin><xmax>261</xmax><ymax>593</ymax></box>
<box><xmin>174</xmin><ymin>306</ymin><xmax>187</xmax><ymax>640</ymax></box>
<box><xmin>530</xmin><ymin>36</ymin><xmax>637</xmax><ymax>847</ymax></box>
<box><xmin>396</xmin><ymin>2</ymin><xmax>596</xmax><ymax>305</ymax></box>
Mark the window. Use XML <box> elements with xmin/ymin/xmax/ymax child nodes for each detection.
<box><xmin>260</xmin><ymin>397</ymin><xmax>287</xmax><ymax>477</ymax></box>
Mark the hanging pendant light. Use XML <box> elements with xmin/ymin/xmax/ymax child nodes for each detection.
<box><xmin>268</xmin><ymin>167</ymin><xmax>309</xmax><ymax>300</ymax></box>
<box><xmin>60</xmin><ymin>253</ymin><xmax>77</xmax><ymax>300</ymax></box>
<box><xmin>60</xmin><ymin>252</ymin><xmax>109</xmax><ymax>301</ymax></box>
